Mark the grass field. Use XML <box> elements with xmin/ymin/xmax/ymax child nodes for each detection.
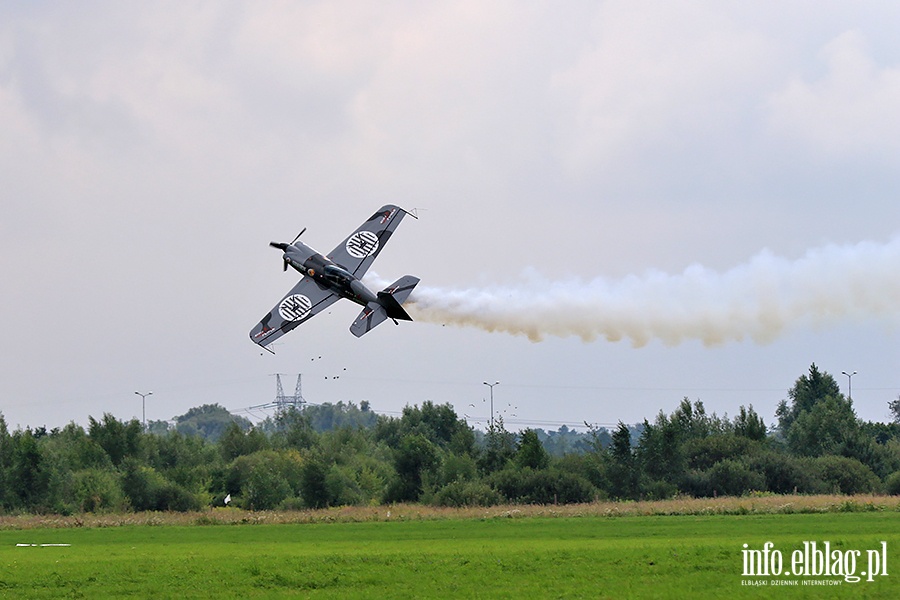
<box><xmin>1</xmin><ymin>498</ymin><xmax>898</xmax><ymax>598</ymax></box>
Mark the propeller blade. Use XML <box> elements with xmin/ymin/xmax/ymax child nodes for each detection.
<box><xmin>271</xmin><ymin>230</ymin><xmax>304</xmax><ymax>272</ymax></box>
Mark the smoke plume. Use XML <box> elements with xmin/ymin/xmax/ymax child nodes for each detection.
<box><xmin>394</xmin><ymin>237</ymin><xmax>900</xmax><ymax>346</ymax></box>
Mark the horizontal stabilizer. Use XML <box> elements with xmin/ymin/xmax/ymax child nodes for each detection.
<box><xmin>350</xmin><ymin>302</ymin><xmax>389</xmax><ymax>338</ymax></box>
<box><xmin>349</xmin><ymin>275</ymin><xmax>419</xmax><ymax>337</ymax></box>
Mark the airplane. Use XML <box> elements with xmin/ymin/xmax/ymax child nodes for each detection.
<box><xmin>249</xmin><ymin>205</ymin><xmax>419</xmax><ymax>350</ymax></box>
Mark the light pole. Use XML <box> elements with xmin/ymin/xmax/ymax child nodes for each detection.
<box><xmin>134</xmin><ymin>391</ymin><xmax>152</xmax><ymax>429</ymax></box>
<box><xmin>841</xmin><ymin>371</ymin><xmax>857</xmax><ymax>401</ymax></box>
<box><xmin>483</xmin><ymin>381</ymin><xmax>499</xmax><ymax>428</ymax></box>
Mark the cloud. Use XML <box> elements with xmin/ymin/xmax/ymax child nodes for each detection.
<box><xmin>2</xmin><ymin>1</ymin><xmax>900</xmax><ymax>429</ymax></box>
<box><xmin>550</xmin><ymin>1</ymin><xmax>776</xmax><ymax>178</ymax></box>
<box><xmin>767</xmin><ymin>30</ymin><xmax>900</xmax><ymax>162</ymax></box>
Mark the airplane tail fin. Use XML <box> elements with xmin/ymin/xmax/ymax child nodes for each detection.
<box><xmin>349</xmin><ymin>275</ymin><xmax>419</xmax><ymax>338</ymax></box>
<box><xmin>377</xmin><ymin>276</ymin><xmax>418</xmax><ymax>321</ymax></box>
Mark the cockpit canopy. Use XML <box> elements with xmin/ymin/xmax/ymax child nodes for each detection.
<box><xmin>323</xmin><ymin>264</ymin><xmax>353</xmax><ymax>283</ymax></box>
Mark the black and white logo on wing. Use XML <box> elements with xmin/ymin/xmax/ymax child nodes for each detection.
<box><xmin>346</xmin><ymin>231</ymin><xmax>379</xmax><ymax>259</ymax></box>
<box><xmin>278</xmin><ymin>294</ymin><xmax>312</xmax><ymax>321</ymax></box>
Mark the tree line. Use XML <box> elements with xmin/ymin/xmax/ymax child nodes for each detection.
<box><xmin>2</xmin><ymin>364</ymin><xmax>899</xmax><ymax>514</ymax></box>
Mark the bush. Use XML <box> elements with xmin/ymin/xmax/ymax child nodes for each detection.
<box><xmin>810</xmin><ymin>455</ymin><xmax>880</xmax><ymax>495</ymax></box>
<box><xmin>244</xmin><ymin>465</ymin><xmax>293</xmax><ymax>510</ymax></box>
<box><xmin>640</xmin><ymin>478</ymin><xmax>678</xmax><ymax>501</ymax></box>
<box><xmin>71</xmin><ymin>469</ymin><xmax>125</xmax><ymax>513</ymax></box>
<box><xmin>432</xmin><ymin>481</ymin><xmax>502</xmax><ymax>507</ymax></box>
<box><xmin>885</xmin><ymin>471</ymin><xmax>900</xmax><ymax>495</ymax></box>
<box><xmin>544</xmin><ymin>470</ymin><xmax>597</xmax><ymax>504</ymax></box>
<box><xmin>325</xmin><ymin>464</ymin><xmax>365</xmax><ymax>507</ymax></box>
<box><xmin>744</xmin><ymin>451</ymin><xmax>823</xmax><ymax>494</ymax></box>
<box><xmin>121</xmin><ymin>460</ymin><xmax>203</xmax><ymax>512</ymax></box>
<box><xmin>225</xmin><ymin>450</ymin><xmax>304</xmax><ymax>507</ymax></box>
<box><xmin>488</xmin><ymin>467</ymin><xmax>596</xmax><ymax>504</ymax></box>
<box><xmin>437</xmin><ymin>453</ymin><xmax>478</xmax><ymax>487</ymax></box>
<box><xmin>278</xmin><ymin>496</ymin><xmax>307</xmax><ymax>511</ymax></box>
<box><xmin>121</xmin><ymin>461</ymin><xmax>167</xmax><ymax>510</ymax></box>
<box><xmin>706</xmin><ymin>459</ymin><xmax>765</xmax><ymax>497</ymax></box>
<box><xmin>684</xmin><ymin>435</ymin><xmax>752</xmax><ymax>471</ymax></box>
<box><xmin>681</xmin><ymin>469</ymin><xmax>711</xmax><ymax>497</ymax></box>
<box><xmin>556</xmin><ymin>453</ymin><xmax>607</xmax><ymax>492</ymax></box>
<box><xmin>155</xmin><ymin>482</ymin><xmax>203</xmax><ymax>512</ymax></box>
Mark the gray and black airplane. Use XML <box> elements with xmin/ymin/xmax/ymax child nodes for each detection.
<box><xmin>250</xmin><ymin>205</ymin><xmax>419</xmax><ymax>350</ymax></box>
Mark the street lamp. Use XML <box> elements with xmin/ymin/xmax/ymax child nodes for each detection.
<box><xmin>134</xmin><ymin>391</ymin><xmax>152</xmax><ymax>429</ymax></box>
<box><xmin>483</xmin><ymin>381</ymin><xmax>500</xmax><ymax>428</ymax></box>
<box><xmin>841</xmin><ymin>371</ymin><xmax>856</xmax><ymax>401</ymax></box>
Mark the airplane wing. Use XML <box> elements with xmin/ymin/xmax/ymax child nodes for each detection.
<box><xmin>249</xmin><ymin>277</ymin><xmax>340</xmax><ymax>349</ymax></box>
<box><xmin>326</xmin><ymin>205</ymin><xmax>409</xmax><ymax>277</ymax></box>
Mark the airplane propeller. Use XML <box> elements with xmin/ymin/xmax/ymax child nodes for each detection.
<box><xmin>270</xmin><ymin>228</ymin><xmax>307</xmax><ymax>271</ymax></box>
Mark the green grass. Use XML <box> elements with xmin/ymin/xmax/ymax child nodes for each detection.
<box><xmin>1</xmin><ymin>512</ymin><xmax>898</xmax><ymax>598</ymax></box>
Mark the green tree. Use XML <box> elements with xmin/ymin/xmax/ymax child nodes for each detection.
<box><xmin>515</xmin><ymin>429</ymin><xmax>550</xmax><ymax>470</ymax></box>
<box><xmin>174</xmin><ymin>404</ymin><xmax>251</xmax><ymax>442</ymax></box>
<box><xmin>0</xmin><ymin>414</ymin><xmax>10</xmax><ymax>509</ymax></box>
<box><xmin>635</xmin><ymin>399</ymin><xmax>730</xmax><ymax>491</ymax></box>
<box><xmin>264</xmin><ymin>407</ymin><xmax>317</xmax><ymax>450</ymax></box>
<box><xmin>387</xmin><ymin>434</ymin><xmax>439</xmax><ymax>502</ymax></box>
<box><xmin>9</xmin><ymin>429</ymin><xmax>50</xmax><ymax>510</ymax></box>
<box><xmin>733</xmin><ymin>405</ymin><xmax>767</xmax><ymax>441</ymax></box>
<box><xmin>477</xmin><ymin>418</ymin><xmax>516</xmax><ymax>474</ymax></box>
<box><xmin>144</xmin><ymin>429</ymin><xmax>219</xmax><ymax>497</ymax></box>
<box><xmin>88</xmin><ymin>414</ymin><xmax>143</xmax><ymax>466</ymax></box>
<box><xmin>606</xmin><ymin>421</ymin><xmax>638</xmax><ymax>500</ymax></box>
<box><xmin>636</xmin><ymin>417</ymin><xmax>684</xmax><ymax>485</ymax></box>
<box><xmin>671</xmin><ymin>398</ymin><xmax>730</xmax><ymax>439</ymax></box>
<box><xmin>376</xmin><ymin>401</ymin><xmax>475</xmax><ymax>454</ymax></box>
<box><xmin>786</xmin><ymin>396</ymin><xmax>859</xmax><ymax>457</ymax></box>
<box><xmin>218</xmin><ymin>421</ymin><xmax>269</xmax><ymax>461</ymax></box>
<box><xmin>299</xmin><ymin>457</ymin><xmax>330</xmax><ymax>508</ymax></box>
<box><xmin>300</xmin><ymin>401</ymin><xmax>378</xmax><ymax>432</ymax></box>
<box><xmin>534</xmin><ymin>426</ymin><xmax>593</xmax><ymax>456</ymax></box>
<box><xmin>146</xmin><ymin>420</ymin><xmax>171</xmax><ymax>435</ymax></box>
<box><xmin>776</xmin><ymin>363</ymin><xmax>842</xmax><ymax>434</ymax></box>
<box><xmin>45</xmin><ymin>422</ymin><xmax>110</xmax><ymax>471</ymax></box>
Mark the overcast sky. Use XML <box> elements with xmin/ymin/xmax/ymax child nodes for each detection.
<box><xmin>2</xmin><ymin>1</ymin><xmax>900</xmax><ymax>432</ymax></box>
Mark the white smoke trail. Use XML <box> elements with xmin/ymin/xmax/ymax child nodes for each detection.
<box><xmin>374</xmin><ymin>237</ymin><xmax>900</xmax><ymax>346</ymax></box>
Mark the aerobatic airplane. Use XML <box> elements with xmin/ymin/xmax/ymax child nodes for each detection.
<box><xmin>249</xmin><ymin>205</ymin><xmax>419</xmax><ymax>350</ymax></box>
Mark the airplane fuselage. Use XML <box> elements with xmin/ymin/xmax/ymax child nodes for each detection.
<box><xmin>252</xmin><ymin>204</ymin><xmax>418</xmax><ymax>347</ymax></box>
<box><xmin>279</xmin><ymin>241</ymin><xmax>378</xmax><ymax>308</ymax></box>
